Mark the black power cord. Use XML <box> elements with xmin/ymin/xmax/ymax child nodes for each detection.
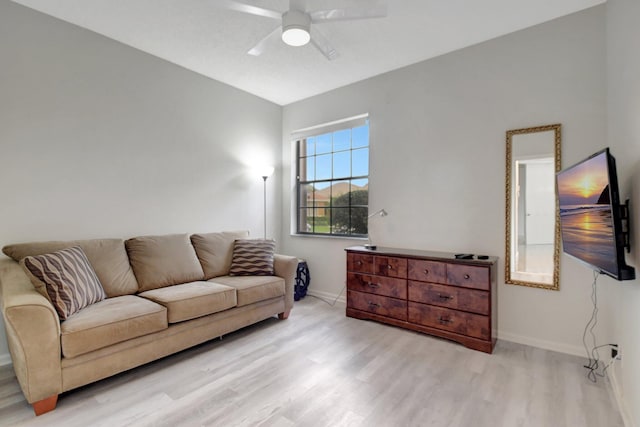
<box><xmin>307</xmin><ymin>285</ymin><xmax>346</xmax><ymax>307</ymax></box>
<box><xmin>582</xmin><ymin>271</ymin><xmax>617</xmax><ymax>382</ymax></box>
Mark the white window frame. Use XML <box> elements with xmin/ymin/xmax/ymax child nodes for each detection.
<box><xmin>292</xmin><ymin>114</ymin><xmax>370</xmax><ymax>237</ymax></box>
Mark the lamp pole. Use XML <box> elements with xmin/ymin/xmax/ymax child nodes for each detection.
<box><xmin>263</xmin><ymin>175</ymin><xmax>268</xmax><ymax>240</ymax></box>
<box><xmin>365</xmin><ymin>208</ymin><xmax>388</xmax><ymax>250</ymax></box>
<box><xmin>260</xmin><ymin>166</ymin><xmax>274</xmax><ymax>240</ymax></box>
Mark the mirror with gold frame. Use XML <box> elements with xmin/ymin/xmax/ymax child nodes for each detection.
<box><xmin>505</xmin><ymin>124</ymin><xmax>561</xmax><ymax>290</ymax></box>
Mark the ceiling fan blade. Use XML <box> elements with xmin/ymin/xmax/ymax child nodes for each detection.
<box><xmin>310</xmin><ymin>27</ymin><xmax>338</xmax><ymax>61</ymax></box>
<box><xmin>310</xmin><ymin>4</ymin><xmax>387</xmax><ymax>23</ymax></box>
<box><xmin>219</xmin><ymin>0</ymin><xmax>282</xmax><ymax>20</ymax></box>
<box><xmin>248</xmin><ymin>26</ymin><xmax>281</xmax><ymax>56</ymax></box>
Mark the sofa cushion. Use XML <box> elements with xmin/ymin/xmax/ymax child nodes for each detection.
<box><xmin>209</xmin><ymin>275</ymin><xmax>285</xmax><ymax>307</ymax></box>
<box><xmin>126</xmin><ymin>234</ymin><xmax>205</xmax><ymax>291</ymax></box>
<box><xmin>60</xmin><ymin>295</ymin><xmax>167</xmax><ymax>358</ymax></box>
<box><xmin>139</xmin><ymin>281</ymin><xmax>237</xmax><ymax>323</ymax></box>
<box><xmin>190</xmin><ymin>230</ymin><xmax>250</xmax><ymax>279</ymax></box>
<box><xmin>3</xmin><ymin>238</ymin><xmax>138</xmax><ymax>297</ymax></box>
<box><xmin>21</xmin><ymin>246</ymin><xmax>107</xmax><ymax>320</ymax></box>
<box><xmin>228</xmin><ymin>239</ymin><xmax>276</xmax><ymax>276</ymax></box>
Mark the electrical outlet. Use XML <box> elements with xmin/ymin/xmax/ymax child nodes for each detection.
<box><xmin>611</xmin><ymin>345</ymin><xmax>622</xmax><ymax>361</ymax></box>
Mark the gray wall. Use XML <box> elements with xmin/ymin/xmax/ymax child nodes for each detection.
<box><xmin>605</xmin><ymin>0</ymin><xmax>640</xmax><ymax>424</ymax></box>
<box><xmin>2</xmin><ymin>1</ymin><xmax>638</xmax><ymax>422</ymax></box>
<box><xmin>281</xmin><ymin>6</ymin><xmax>607</xmax><ymax>356</ymax></box>
<box><xmin>0</xmin><ymin>1</ymin><xmax>282</xmax><ymax>362</ymax></box>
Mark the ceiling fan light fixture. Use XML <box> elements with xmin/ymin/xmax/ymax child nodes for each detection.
<box><xmin>282</xmin><ymin>27</ymin><xmax>310</xmax><ymax>46</ymax></box>
<box><xmin>281</xmin><ymin>10</ymin><xmax>311</xmax><ymax>47</ymax></box>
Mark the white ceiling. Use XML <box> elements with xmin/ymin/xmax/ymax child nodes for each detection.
<box><xmin>13</xmin><ymin>0</ymin><xmax>604</xmax><ymax>105</ymax></box>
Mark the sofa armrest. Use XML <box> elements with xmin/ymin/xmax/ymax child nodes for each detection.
<box><xmin>273</xmin><ymin>254</ymin><xmax>297</xmax><ymax>313</ymax></box>
<box><xmin>0</xmin><ymin>259</ymin><xmax>62</xmax><ymax>403</ymax></box>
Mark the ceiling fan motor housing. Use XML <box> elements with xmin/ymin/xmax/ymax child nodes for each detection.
<box><xmin>281</xmin><ymin>10</ymin><xmax>311</xmax><ymax>46</ymax></box>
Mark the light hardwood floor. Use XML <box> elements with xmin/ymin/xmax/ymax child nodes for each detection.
<box><xmin>0</xmin><ymin>297</ymin><xmax>623</xmax><ymax>427</ymax></box>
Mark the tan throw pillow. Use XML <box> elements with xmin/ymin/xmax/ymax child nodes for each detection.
<box><xmin>190</xmin><ymin>231</ymin><xmax>250</xmax><ymax>279</ymax></box>
<box><xmin>21</xmin><ymin>246</ymin><xmax>107</xmax><ymax>320</ymax></box>
<box><xmin>126</xmin><ymin>234</ymin><xmax>205</xmax><ymax>291</ymax></box>
<box><xmin>229</xmin><ymin>239</ymin><xmax>276</xmax><ymax>276</ymax></box>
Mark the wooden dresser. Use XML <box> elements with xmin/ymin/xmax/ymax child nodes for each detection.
<box><xmin>345</xmin><ymin>246</ymin><xmax>497</xmax><ymax>353</ymax></box>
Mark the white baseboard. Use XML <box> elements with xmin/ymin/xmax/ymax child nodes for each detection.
<box><xmin>0</xmin><ymin>353</ymin><xmax>12</xmax><ymax>367</ymax></box>
<box><xmin>608</xmin><ymin>364</ymin><xmax>635</xmax><ymax>427</ymax></box>
<box><xmin>493</xmin><ymin>331</ymin><xmax>587</xmax><ymax>357</ymax></box>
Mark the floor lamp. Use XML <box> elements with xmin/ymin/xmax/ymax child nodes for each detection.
<box><xmin>260</xmin><ymin>166</ymin><xmax>274</xmax><ymax>240</ymax></box>
<box><xmin>364</xmin><ymin>208</ymin><xmax>388</xmax><ymax>250</ymax></box>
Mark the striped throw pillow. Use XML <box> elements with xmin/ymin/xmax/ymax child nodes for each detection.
<box><xmin>22</xmin><ymin>246</ymin><xmax>106</xmax><ymax>320</ymax></box>
<box><xmin>228</xmin><ymin>239</ymin><xmax>276</xmax><ymax>276</ymax></box>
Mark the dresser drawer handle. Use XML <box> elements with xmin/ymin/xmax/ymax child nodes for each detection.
<box><xmin>368</xmin><ymin>302</ymin><xmax>380</xmax><ymax>308</ymax></box>
<box><xmin>424</xmin><ymin>269</ymin><xmax>429</xmax><ymax>275</ymax></box>
<box><xmin>387</xmin><ymin>265</ymin><xmax>392</xmax><ymax>270</ymax></box>
<box><xmin>367</xmin><ymin>282</ymin><xmax>380</xmax><ymax>289</ymax></box>
<box><xmin>438</xmin><ymin>294</ymin><xmax>453</xmax><ymax>301</ymax></box>
<box><xmin>438</xmin><ymin>317</ymin><xmax>452</xmax><ymax>324</ymax></box>
<box><xmin>464</xmin><ymin>274</ymin><xmax>470</xmax><ymax>280</ymax></box>
<box><xmin>357</xmin><ymin>260</ymin><xmax>363</xmax><ymax>265</ymax></box>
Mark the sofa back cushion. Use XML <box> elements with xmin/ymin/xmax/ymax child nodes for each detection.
<box><xmin>3</xmin><ymin>238</ymin><xmax>138</xmax><ymax>297</ymax></box>
<box><xmin>126</xmin><ymin>234</ymin><xmax>205</xmax><ymax>291</ymax></box>
<box><xmin>190</xmin><ymin>231</ymin><xmax>250</xmax><ymax>279</ymax></box>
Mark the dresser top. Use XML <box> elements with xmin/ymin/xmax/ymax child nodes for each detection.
<box><xmin>345</xmin><ymin>246</ymin><xmax>498</xmax><ymax>266</ymax></box>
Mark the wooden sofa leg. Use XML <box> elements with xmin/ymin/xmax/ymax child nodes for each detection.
<box><xmin>32</xmin><ymin>395</ymin><xmax>58</xmax><ymax>416</ymax></box>
<box><xmin>278</xmin><ymin>310</ymin><xmax>291</xmax><ymax>320</ymax></box>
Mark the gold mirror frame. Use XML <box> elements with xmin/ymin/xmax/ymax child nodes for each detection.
<box><xmin>505</xmin><ymin>124</ymin><xmax>561</xmax><ymax>290</ymax></box>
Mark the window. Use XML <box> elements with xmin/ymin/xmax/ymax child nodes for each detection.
<box><xmin>295</xmin><ymin>116</ymin><xmax>369</xmax><ymax>236</ymax></box>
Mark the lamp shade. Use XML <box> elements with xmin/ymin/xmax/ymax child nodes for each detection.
<box><xmin>368</xmin><ymin>208</ymin><xmax>388</xmax><ymax>219</ymax></box>
<box><xmin>259</xmin><ymin>166</ymin><xmax>275</xmax><ymax>178</ymax></box>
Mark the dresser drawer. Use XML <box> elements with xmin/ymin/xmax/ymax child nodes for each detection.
<box><xmin>446</xmin><ymin>264</ymin><xmax>490</xmax><ymax>290</ymax></box>
<box><xmin>408</xmin><ymin>281</ymin><xmax>489</xmax><ymax>315</ymax></box>
<box><xmin>348</xmin><ymin>273</ymin><xmax>407</xmax><ymax>299</ymax></box>
<box><xmin>348</xmin><ymin>290</ymin><xmax>407</xmax><ymax>321</ymax></box>
<box><xmin>408</xmin><ymin>259</ymin><xmax>446</xmax><ymax>283</ymax></box>
<box><xmin>347</xmin><ymin>253</ymin><xmax>374</xmax><ymax>274</ymax></box>
<box><xmin>408</xmin><ymin>302</ymin><xmax>490</xmax><ymax>340</ymax></box>
<box><xmin>374</xmin><ymin>256</ymin><xmax>407</xmax><ymax>279</ymax></box>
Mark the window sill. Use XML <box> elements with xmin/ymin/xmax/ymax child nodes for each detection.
<box><xmin>290</xmin><ymin>233</ymin><xmax>368</xmax><ymax>241</ymax></box>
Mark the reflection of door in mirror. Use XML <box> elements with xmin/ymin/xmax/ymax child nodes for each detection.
<box><xmin>505</xmin><ymin>124</ymin><xmax>561</xmax><ymax>290</ymax></box>
<box><xmin>514</xmin><ymin>159</ymin><xmax>554</xmax><ymax>283</ymax></box>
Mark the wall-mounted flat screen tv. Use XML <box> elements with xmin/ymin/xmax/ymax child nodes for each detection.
<box><xmin>556</xmin><ymin>148</ymin><xmax>635</xmax><ymax>281</ymax></box>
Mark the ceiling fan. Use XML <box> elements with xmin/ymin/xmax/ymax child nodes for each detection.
<box><xmin>218</xmin><ymin>0</ymin><xmax>388</xmax><ymax>60</ymax></box>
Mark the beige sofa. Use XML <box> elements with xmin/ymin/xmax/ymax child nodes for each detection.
<box><xmin>0</xmin><ymin>231</ymin><xmax>297</xmax><ymax>416</ymax></box>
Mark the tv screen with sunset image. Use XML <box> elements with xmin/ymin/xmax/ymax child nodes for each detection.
<box><xmin>556</xmin><ymin>150</ymin><xmax>618</xmax><ymax>276</ymax></box>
